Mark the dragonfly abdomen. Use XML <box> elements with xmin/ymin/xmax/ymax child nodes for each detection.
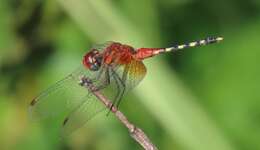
<box><xmin>134</xmin><ymin>36</ymin><xmax>223</xmax><ymax>60</ymax></box>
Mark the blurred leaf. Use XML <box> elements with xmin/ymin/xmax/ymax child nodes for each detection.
<box><xmin>0</xmin><ymin>1</ymin><xmax>26</xmax><ymax>66</ymax></box>
<box><xmin>190</xmin><ymin>20</ymin><xmax>260</xmax><ymax>150</ymax></box>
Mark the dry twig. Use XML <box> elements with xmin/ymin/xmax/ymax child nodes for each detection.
<box><xmin>80</xmin><ymin>76</ymin><xmax>158</xmax><ymax>150</ymax></box>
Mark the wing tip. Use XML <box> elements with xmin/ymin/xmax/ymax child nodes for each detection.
<box><xmin>63</xmin><ymin>117</ymin><xmax>69</xmax><ymax>126</ymax></box>
<box><xmin>30</xmin><ymin>98</ymin><xmax>37</xmax><ymax>106</ymax></box>
<box><xmin>28</xmin><ymin>98</ymin><xmax>39</xmax><ymax>121</ymax></box>
<box><xmin>60</xmin><ymin>117</ymin><xmax>71</xmax><ymax>137</ymax></box>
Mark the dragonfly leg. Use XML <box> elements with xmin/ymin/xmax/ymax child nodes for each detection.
<box><xmin>93</xmin><ymin>68</ymin><xmax>111</xmax><ymax>91</ymax></box>
<box><xmin>82</xmin><ymin>64</ymin><xmax>106</xmax><ymax>85</ymax></box>
<box><xmin>62</xmin><ymin>70</ymin><xmax>111</xmax><ymax>130</ymax></box>
<box><xmin>95</xmin><ymin>65</ymin><xmax>105</xmax><ymax>81</ymax></box>
<box><xmin>109</xmin><ymin>67</ymin><xmax>126</xmax><ymax>110</ymax></box>
<box><xmin>115</xmin><ymin>65</ymin><xmax>129</xmax><ymax>108</ymax></box>
<box><xmin>81</xmin><ymin>65</ymin><xmax>110</xmax><ymax>91</ymax></box>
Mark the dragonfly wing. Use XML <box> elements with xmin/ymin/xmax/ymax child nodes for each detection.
<box><xmin>61</xmin><ymin>93</ymin><xmax>106</xmax><ymax>136</ymax></box>
<box><xmin>29</xmin><ymin>59</ymin><xmax>146</xmax><ymax>134</ymax></box>
<box><xmin>89</xmin><ymin>65</ymin><xmax>126</xmax><ymax>109</ymax></box>
<box><xmin>108</xmin><ymin>59</ymin><xmax>147</xmax><ymax>108</ymax></box>
<box><xmin>30</xmin><ymin>65</ymin><xmax>118</xmax><ymax>135</ymax></box>
<box><xmin>60</xmin><ymin>66</ymin><xmax>118</xmax><ymax>135</ymax></box>
<box><xmin>29</xmin><ymin>66</ymin><xmax>98</xmax><ymax>122</ymax></box>
<box><xmin>119</xmin><ymin>59</ymin><xmax>147</xmax><ymax>92</ymax></box>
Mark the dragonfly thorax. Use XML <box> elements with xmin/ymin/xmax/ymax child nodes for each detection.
<box><xmin>103</xmin><ymin>42</ymin><xmax>135</xmax><ymax>65</ymax></box>
<box><xmin>83</xmin><ymin>49</ymin><xmax>102</xmax><ymax>71</ymax></box>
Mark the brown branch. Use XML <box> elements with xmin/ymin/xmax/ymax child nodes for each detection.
<box><xmin>80</xmin><ymin>76</ymin><xmax>158</xmax><ymax>150</ymax></box>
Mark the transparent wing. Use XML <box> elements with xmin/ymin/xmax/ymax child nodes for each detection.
<box><xmin>107</xmin><ymin>59</ymin><xmax>147</xmax><ymax>108</ymax></box>
<box><xmin>29</xmin><ymin>64</ymin><xmax>124</xmax><ymax>135</ymax></box>
<box><xmin>61</xmin><ymin>66</ymin><xmax>125</xmax><ymax>135</ymax></box>
<box><xmin>29</xmin><ymin>58</ymin><xmax>146</xmax><ymax>135</ymax></box>
<box><xmin>61</xmin><ymin>93</ymin><xmax>106</xmax><ymax>136</ymax></box>
<box><xmin>125</xmin><ymin>59</ymin><xmax>147</xmax><ymax>91</ymax></box>
<box><xmin>29</xmin><ymin>66</ymin><xmax>99</xmax><ymax>122</ymax></box>
<box><xmin>116</xmin><ymin>59</ymin><xmax>147</xmax><ymax>92</ymax></box>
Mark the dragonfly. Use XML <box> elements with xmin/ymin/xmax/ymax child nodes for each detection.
<box><xmin>29</xmin><ymin>36</ymin><xmax>223</xmax><ymax>135</ymax></box>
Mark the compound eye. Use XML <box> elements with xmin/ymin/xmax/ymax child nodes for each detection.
<box><xmin>89</xmin><ymin>56</ymin><xmax>102</xmax><ymax>71</ymax></box>
<box><xmin>83</xmin><ymin>48</ymin><xmax>102</xmax><ymax>71</ymax></box>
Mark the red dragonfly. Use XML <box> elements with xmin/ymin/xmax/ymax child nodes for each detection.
<box><xmin>30</xmin><ymin>36</ymin><xmax>223</xmax><ymax>135</ymax></box>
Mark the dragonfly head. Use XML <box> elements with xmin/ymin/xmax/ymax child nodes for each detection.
<box><xmin>83</xmin><ymin>49</ymin><xmax>102</xmax><ymax>71</ymax></box>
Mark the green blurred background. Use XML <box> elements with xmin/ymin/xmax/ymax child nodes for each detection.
<box><xmin>1</xmin><ymin>0</ymin><xmax>260</xmax><ymax>150</ymax></box>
